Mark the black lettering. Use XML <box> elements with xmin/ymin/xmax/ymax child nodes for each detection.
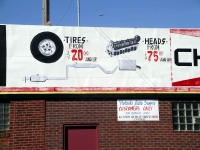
<box><xmin>64</xmin><ymin>36</ymin><xmax>69</xmax><ymax>43</ymax></box>
<box><xmin>73</xmin><ymin>37</ymin><xmax>77</xmax><ymax>43</ymax></box>
<box><xmin>77</xmin><ymin>37</ymin><xmax>81</xmax><ymax>43</ymax></box>
<box><xmin>150</xmin><ymin>38</ymin><xmax>153</xmax><ymax>44</ymax></box>
<box><xmin>157</xmin><ymin>38</ymin><xmax>162</xmax><ymax>44</ymax></box>
<box><xmin>145</xmin><ymin>38</ymin><xmax>166</xmax><ymax>45</ymax></box>
<box><xmin>193</xmin><ymin>49</ymin><xmax>200</xmax><ymax>66</ymax></box>
<box><xmin>153</xmin><ymin>38</ymin><xmax>157</xmax><ymax>44</ymax></box>
<box><xmin>145</xmin><ymin>38</ymin><xmax>149</xmax><ymax>44</ymax></box>
<box><xmin>82</xmin><ymin>37</ymin><xmax>86</xmax><ymax>44</ymax></box>
<box><xmin>174</xmin><ymin>48</ymin><xmax>192</xmax><ymax>66</ymax></box>
<box><xmin>162</xmin><ymin>38</ymin><xmax>166</xmax><ymax>44</ymax></box>
<box><xmin>70</xmin><ymin>37</ymin><xmax>72</xmax><ymax>43</ymax></box>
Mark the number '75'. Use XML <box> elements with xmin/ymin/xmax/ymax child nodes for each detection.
<box><xmin>147</xmin><ymin>51</ymin><xmax>158</xmax><ymax>62</ymax></box>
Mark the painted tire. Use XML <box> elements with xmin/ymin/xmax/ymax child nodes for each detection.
<box><xmin>30</xmin><ymin>32</ymin><xmax>63</xmax><ymax>63</ymax></box>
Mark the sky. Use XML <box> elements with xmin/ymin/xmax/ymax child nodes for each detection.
<box><xmin>0</xmin><ymin>0</ymin><xmax>200</xmax><ymax>28</ymax></box>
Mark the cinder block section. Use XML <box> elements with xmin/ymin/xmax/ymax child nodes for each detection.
<box><xmin>9</xmin><ymin>100</ymin><xmax>45</xmax><ymax>150</ymax></box>
<box><xmin>45</xmin><ymin>100</ymin><xmax>200</xmax><ymax>150</ymax></box>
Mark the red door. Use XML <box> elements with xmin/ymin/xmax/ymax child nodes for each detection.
<box><xmin>64</xmin><ymin>125</ymin><xmax>99</xmax><ymax>150</ymax></box>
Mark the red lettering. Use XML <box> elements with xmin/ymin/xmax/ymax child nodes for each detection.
<box><xmin>143</xmin><ymin>106</ymin><xmax>152</xmax><ymax>111</ymax></box>
<box><xmin>71</xmin><ymin>49</ymin><xmax>83</xmax><ymax>61</ymax></box>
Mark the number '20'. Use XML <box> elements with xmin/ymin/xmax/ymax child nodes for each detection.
<box><xmin>71</xmin><ymin>49</ymin><xmax>83</xmax><ymax>61</ymax></box>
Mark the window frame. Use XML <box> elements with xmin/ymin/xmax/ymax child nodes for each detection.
<box><xmin>172</xmin><ymin>102</ymin><xmax>200</xmax><ymax>131</ymax></box>
<box><xmin>0</xmin><ymin>103</ymin><xmax>10</xmax><ymax>131</ymax></box>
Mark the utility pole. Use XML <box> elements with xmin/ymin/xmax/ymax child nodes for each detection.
<box><xmin>77</xmin><ymin>0</ymin><xmax>80</xmax><ymax>26</ymax></box>
<box><xmin>42</xmin><ymin>0</ymin><xmax>50</xmax><ymax>25</ymax></box>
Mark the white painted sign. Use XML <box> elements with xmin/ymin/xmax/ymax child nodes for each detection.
<box><xmin>117</xmin><ymin>100</ymin><xmax>159</xmax><ymax>121</ymax></box>
<box><xmin>1</xmin><ymin>25</ymin><xmax>200</xmax><ymax>93</ymax></box>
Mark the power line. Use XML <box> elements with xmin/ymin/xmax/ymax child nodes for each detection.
<box><xmin>57</xmin><ymin>0</ymin><xmax>74</xmax><ymax>25</ymax></box>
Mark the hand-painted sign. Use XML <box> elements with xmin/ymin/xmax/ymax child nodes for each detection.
<box><xmin>117</xmin><ymin>100</ymin><xmax>159</xmax><ymax>121</ymax></box>
<box><xmin>0</xmin><ymin>25</ymin><xmax>200</xmax><ymax>94</ymax></box>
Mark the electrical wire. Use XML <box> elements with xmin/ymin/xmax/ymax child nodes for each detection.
<box><xmin>57</xmin><ymin>0</ymin><xmax>74</xmax><ymax>25</ymax></box>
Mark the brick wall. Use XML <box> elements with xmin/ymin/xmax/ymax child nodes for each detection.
<box><xmin>0</xmin><ymin>99</ymin><xmax>199</xmax><ymax>149</ymax></box>
<box><xmin>9</xmin><ymin>100</ymin><xmax>45</xmax><ymax>150</ymax></box>
<box><xmin>46</xmin><ymin>100</ymin><xmax>200</xmax><ymax>150</ymax></box>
